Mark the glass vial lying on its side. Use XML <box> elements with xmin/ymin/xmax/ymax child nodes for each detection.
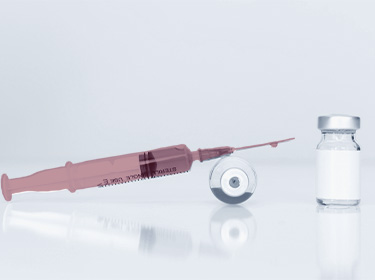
<box><xmin>316</xmin><ymin>115</ymin><xmax>361</xmax><ymax>206</ymax></box>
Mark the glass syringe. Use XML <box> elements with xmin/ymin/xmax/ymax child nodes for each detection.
<box><xmin>1</xmin><ymin>138</ymin><xmax>294</xmax><ymax>201</ymax></box>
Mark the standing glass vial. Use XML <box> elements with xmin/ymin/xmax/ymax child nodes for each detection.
<box><xmin>316</xmin><ymin>115</ymin><xmax>361</xmax><ymax>206</ymax></box>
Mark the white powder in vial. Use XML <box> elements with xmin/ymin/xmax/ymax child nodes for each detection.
<box><xmin>316</xmin><ymin>150</ymin><xmax>360</xmax><ymax>200</ymax></box>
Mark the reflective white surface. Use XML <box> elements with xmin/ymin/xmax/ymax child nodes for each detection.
<box><xmin>1</xmin><ymin>0</ymin><xmax>374</xmax><ymax>278</ymax></box>
<box><xmin>1</xmin><ymin>161</ymin><xmax>375</xmax><ymax>279</ymax></box>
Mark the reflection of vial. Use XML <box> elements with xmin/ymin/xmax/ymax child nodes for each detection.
<box><xmin>208</xmin><ymin>206</ymin><xmax>256</xmax><ymax>255</ymax></box>
<box><xmin>317</xmin><ymin>206</ymin><xmax>360</xmax><ymax>280</ymax></box>
<box><xmin>316</xmin><ymin>115</ymin><xmax>360</xmax><ymax>206</ymax></box>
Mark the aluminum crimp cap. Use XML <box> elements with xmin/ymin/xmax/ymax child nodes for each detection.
<box><xmin>318</xmin><ymin>114</ymin><xmax>360</xmax><ymax>131</ymax></box>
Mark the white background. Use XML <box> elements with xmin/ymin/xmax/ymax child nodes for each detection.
<box><xmin>0</xmin><ymin>0</ymin><xmax>375</xmax><ymax>279</ymax></box>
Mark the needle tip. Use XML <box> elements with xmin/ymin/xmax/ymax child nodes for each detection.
<box><xmin>234</xmin><ymin>137</ymin><xmax>295</xmax><ymax>151</ymax></box>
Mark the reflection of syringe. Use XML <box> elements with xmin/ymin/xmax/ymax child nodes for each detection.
<box><xmin>3</xmin><ymin>205</ymin><xmax>193</xmax><ymax>258</ymax></box>
<box><xmin>2</xmin><ymin>203</ymin><xmax>256</xmax><ymax>259</ymax></box>
<box><xmin>1</xmin><ymin>138</ymin><xmax>294</xmax><ymax>201</ymax></box>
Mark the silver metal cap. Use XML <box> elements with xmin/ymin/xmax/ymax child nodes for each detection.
<box><xmin>318</xmin><ymin>115</ymin><xmax>360</xmax><ymax>131</ymax></box>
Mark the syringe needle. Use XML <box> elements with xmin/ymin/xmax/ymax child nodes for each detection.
<box><xmin>234</xmin><ymin>137</ymin><xmax>295</xmax><ymax>151</ymax></box>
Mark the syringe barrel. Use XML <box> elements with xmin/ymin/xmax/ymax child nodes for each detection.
<box><xmin>1</xmin><ymin>144</ymin><xmax>194</xmax><ymax>201</ymax></box>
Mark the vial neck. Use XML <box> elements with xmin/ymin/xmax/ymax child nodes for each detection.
<box><xmin>318</xmin><ymin>130</ymin><xmax>360</xmax><ymax>150</ymax></box>
<box><xmin>321</xmin><ymin>131</ymin><xmax>356</xmax><ymax>141</ymax></box>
